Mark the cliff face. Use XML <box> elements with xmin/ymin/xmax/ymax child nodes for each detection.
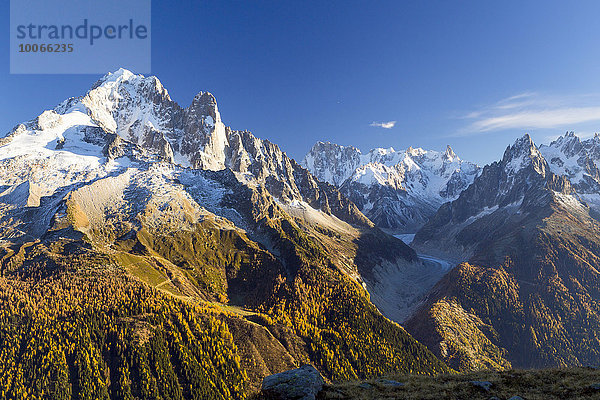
<box><xmin>407</xmin><ymin>134</ymin><xmax>600</xmax><ymax>371</ymax></box>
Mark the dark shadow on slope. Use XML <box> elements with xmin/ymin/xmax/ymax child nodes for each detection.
<box><xmin>353</xmin><ymin>228</ymin><xmax>418</xmax><ymax>282</ymax></box>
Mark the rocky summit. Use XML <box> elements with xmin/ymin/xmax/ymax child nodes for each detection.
<box><xmin>303</xmin><ymin>141</ymin><xmax>479</xmax><ymax>232</ymax></box>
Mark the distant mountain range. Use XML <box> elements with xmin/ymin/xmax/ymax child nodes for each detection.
<box><xmin>540</xmin><ymin>131</ymin><xmax>600</xmax><ymax>212</ymax></box>
<box><xmin>303</xmin><ymin>142</ymin><xmax>480</xmax><ymax>232</ymax></box>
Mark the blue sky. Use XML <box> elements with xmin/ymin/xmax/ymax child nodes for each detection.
<box><xmin>2</xmin><ymin>1</ymin><xmax>600</xmax><ymax>165</ymax></box>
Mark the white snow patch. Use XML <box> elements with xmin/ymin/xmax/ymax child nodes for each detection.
<box><xmin>554</xmin><ymin>192</ymin><xmax>587</xmax><ymax>213</ymax></box>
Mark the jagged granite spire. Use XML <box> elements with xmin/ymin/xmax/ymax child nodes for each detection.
<box><xmin>303</xmin><ymin>142</ymin><xmax>479</xmax><ymax>231</ymax></box>
<box><xmin>443</xmin><ymin>145</ymin><xmax>457</xmax><ymax>161</ymax></box>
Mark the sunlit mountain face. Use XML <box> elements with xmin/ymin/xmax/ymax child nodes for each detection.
<box><xmin>406</xmin><ymin>133</ymin><xmax>600</xmax><ymax>371</ymax></box>
<box><xmin>0</xmin><ymin>69</ymin><xmax>450</xmax><ymax>398</ymax></box>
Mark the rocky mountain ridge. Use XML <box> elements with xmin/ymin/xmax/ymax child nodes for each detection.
<box><xmin>303</xmin><ymin>141</ymin><xmax>480</xmax><ymax>232</ymax></box>
<box><xmin>413</xmin><ymin>133</ymin><xmax>579</xmax><ymax>262</ymax></box>
<box><xmin>540</xmin><ymin>131</ymin><xmax>600</xmax><ymax>212</ymax></box>
<box><xmin>406</xmin><ymin>132</ymin><xmax>600</xmax><ymax>371</ymax></box>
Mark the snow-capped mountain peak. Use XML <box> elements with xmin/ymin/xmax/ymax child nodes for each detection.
<box><xmin>503</xmin><ymin>133</ymin><xmax>538</xmax><ymax>162</ymax></box>
<box><xmin>16</xmin><ymin>68</ymin><xmax>227</xmax><ymax>171</ymax></box>
<box><xmin>301</xmin><ymin>141</ymin><xmax>362</xmax><ymax>186</ymax></box>
<box><xmin>82</xmin><ymin>69</ymin><xmax>175</xmax><ymax>139</ymax></box>
<box><xmin>303</xmin><ymin>142</ymin><xmax>480</xmax><ymax>231</ymax></box>
<box><xmin>443</xmin><ymin>145</ymin><xmax>457</xmax><ymax>162</ymax></box>
<box><xmin>539</xmin><ymin>131</ymin><xmax>600</xmax><ymax>210</ymax></box>
<box><xmin>502</xmin><ymin>133</ymin><xmax>546</xmax><ymax>176</ymax></box>
<box><xmin>0</xmin><ymin>69</ymin><xmax>372</xmax><ymax>241</ymax></box>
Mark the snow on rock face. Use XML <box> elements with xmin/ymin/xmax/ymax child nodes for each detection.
<box><xmin>412</xmin><ymin>133</ymin><xmax>589</xmax><ymax>262</ymax></box>
<box><xmin>83</xmin><ymin>69</ymin><xmax>173</xmax><ymax>137</ymax></box>
<box><xmin>81</xmin><ymin>70</ymin><xmax>181</xmax><ymax>165</ymax></box>
<box><xmin>0</xmin><ymin>69</ymin><xmax>284</xmax><ymax>193</ymax></box>
<box><xmin>0</xmin><ymin>68</ymin><xmax>372</xmax><ymax>244</ymax></box>
<box><xmin>540</xmin><ymin>131</ymin><xmax>600</xmax><ymax>199</ymax></box>
<box><xmin>454</xmin><ymin>134</ymin><xmax>558</xmax><ymax>218</ymax></box>
<box><xmin>302</xmin><ymin>141</ymin><xmax>480</xmax><ymax>231</ymax></box>
<box><xmin>74</xmin><ymin>68</ymin><xmax>230</xmax><ymax>170</ymax></box>
<box><xmin>74</xmin><ymin>69</ymin><xmax>332</xmax><ymax>209</ymax></box>
<box><xmin>502</xmin><ymin>134</ymin><xmax>547</xmax><ymax>177</ymax></box>
<box><xmin>302</xmin><ymin>142</ymin><xmax>362</xmax><ymax>186</ymax></box>
<box><xmin>0</xmin><ymin>107</ymin><xmax>119</xmax><ymax>198</ymax></box>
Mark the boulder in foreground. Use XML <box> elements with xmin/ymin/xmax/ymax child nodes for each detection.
<box><xmin>261</xmin><ymin>364</ymin><xmax>324</xmax><ymax>400</ymax></box>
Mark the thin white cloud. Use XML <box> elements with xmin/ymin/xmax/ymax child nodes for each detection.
<box><xmin>470</xmin><ymin>107</ymin><xmax>600</xmax><ymax>132</ymax></box>
<box><xmin>370</xmin><ymin>121</ymin><xmax>396</xmax><ymax>129</ymax></box>
<box><xmin>457</xmin><ymin>92</ymin><xmax>600</xmax><ymax>136</ymax></box>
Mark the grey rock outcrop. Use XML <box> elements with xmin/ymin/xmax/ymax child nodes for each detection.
<box><xmin>261</xmin><ymin>364</ymin><xmax>324</xmax><ymax>400</ymax></box>
<box><xmin>0</xmin><ymin>181</ymin><xmax>41</xmax><ymax>208</ymax></box>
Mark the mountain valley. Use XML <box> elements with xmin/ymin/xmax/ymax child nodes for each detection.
<box><xmin>3</xmin><ymin>69</ymin><xmax>600</xmax><ymax>399</ymax></box>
